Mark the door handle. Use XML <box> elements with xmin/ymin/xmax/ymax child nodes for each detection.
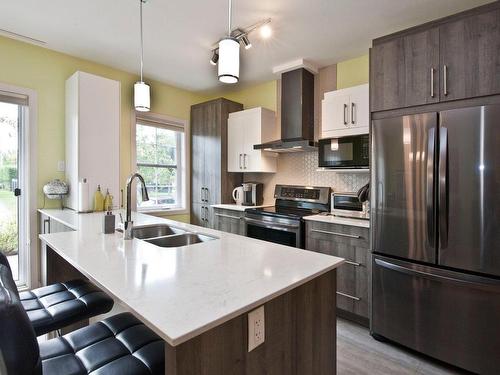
<box><xmin>344</xmin><ymin>260</ymin><xmax>362</xmax><ymax>267</ymax></box>
<box><xmin>351</xmin><ymin>103</ymin><xmax>355</xmax><ymax>125</ymax></box>
<box><xmin>439</xmin><ymin>127</ymin><xmax>448</xmax><ymax>249</ymax></box>
<box><xmin>215</xmin><ymin>213</ymin><xmax>242</xmax><ymax>220</ymax></box>
<box><xmin>426</xmin><ymin>127</ymin><xmax>436</xmax><ymax>247</ymax></box>
<box><xmin>201</xmin><ymin>206</ymin><xmax>206</xmax><ymax>221</ymax></box>
<box><xmin>336</xmin><ymin>292</ymin><xmax>361</xmax><ymax>301</ymax></box>
<box><xmin>443</xmin><ymin>65</ymin><xmax>448</xmax><ymax>96</ymax></box>
<box><xmin>205</xmin><ymin>188</ymin><xmax>209</xmax><ymax>203</ymax></box>
<box><xmin>243</xmin><ymin>154</ymin><xmax>247</xmax><ymax>169</ymax></box>
<box><xmin>43</xmin><ymin>218</ymin><xmax>51</xmax><ymax>234</ymax></box>
<box><xmin>311</xmin><ymin>229</ymin><xmax>362</xmax><ymax>239</ymax></box>
<box><xmin>430</xmin><ymin>67</ymin><xmax>435</xmax><ymax>98</ymax></box>
<box><xmin>201</xmin><ymin>187</ymin><xmax>204</xmax><ymax>202</ymax></box>
<box><xmin>205</xmin><ymin>207</ymin><xmax>209</xmax><ymax>224</ymax></box>
<box><xmin>343</xmin><ymin>104</ymin><xmax>348</xmax><ymax>125</ymax></box>
<box><xmin>239</xmin><ymin>154</ymin><xmax>243</xmax><ymax>169</ymax></box>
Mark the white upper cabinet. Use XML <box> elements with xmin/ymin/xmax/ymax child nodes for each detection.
<box><xmin>321</xmin><ymin>83</ymin><xmax>369</xmax><ymax>138</ymax></box>
<box><xmin>228</xmin><ymin>107</ymin><xmax>278</xmax><ymax>173</ymax></box>
<box><xmin>65</xmin><ymin>71</ymin><xmax>120</xmax><ymax>211</ymax></box>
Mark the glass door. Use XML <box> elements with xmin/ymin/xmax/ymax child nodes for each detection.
<box><xmin>0</xmin><ymin>101</ymin><xmax>24</xmax><ymax>283</ymax></box>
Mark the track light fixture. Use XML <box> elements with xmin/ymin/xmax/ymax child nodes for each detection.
<box><xmin>209</xmin><ymin>2</ymin><xmax>272</xmax><ymax>83</ymax></box>
<box><xmin>210</xmin><ymin>49</ymin><xmax>219</xmax><ymax>65</ymax></box>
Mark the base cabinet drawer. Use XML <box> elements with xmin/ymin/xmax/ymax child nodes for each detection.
<box><xmin>305</xmin><ymin>221</ymin><xmax>370</xmax><ymax>322</ymax></box>
<box><xmin>213</xmin><ymin>208</ymin><xmax>245</xmax><ymax>235</ymax></box>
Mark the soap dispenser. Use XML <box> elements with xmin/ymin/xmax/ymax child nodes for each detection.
<box><xmin>94</xmin><ymin>185</ymin><xmax>104</xmax><ymax>212</ymax></box>
<box><xmin>103</xmin><ymin>189</ymin><xmax>113</xmax><ymax>212</ymax></box>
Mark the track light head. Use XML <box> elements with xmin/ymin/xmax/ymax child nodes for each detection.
<box><xmin>210</xmin><ymin>49</ymin><xmax>219</xmax><ymax>65</ymax></box>
<box><xmin>241</xmin><ymin>35</ymin><xmax>252</xmax><ymax>49</ymax></box>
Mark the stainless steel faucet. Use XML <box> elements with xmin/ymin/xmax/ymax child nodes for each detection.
<box><xmin>124</xmin><ymin>172</ymin><xmax>149</xmax><ymax>240</ymax></box>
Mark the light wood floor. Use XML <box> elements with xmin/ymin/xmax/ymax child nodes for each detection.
<box><xmin>337</xmin><ymin>319</ymin><xmax>469</xmax><ymax>375</ymax></box>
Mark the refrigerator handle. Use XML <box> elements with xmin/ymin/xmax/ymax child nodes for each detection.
<box><xmin>426</xmin><ymin>128</ymin><xmax>435</xmax><ymax>246</ymax></box>
<box><xmin>439</xmin><ymin>127</ymin><xmax>448</xmax><ymax>249</ymax></box>
<box><xmin>374</xmin><ymin>258</ymin><xmax>500</xmax><ymax>288</ymax></box>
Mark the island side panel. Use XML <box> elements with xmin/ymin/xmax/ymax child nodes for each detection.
<box><xmin>166</xmin><ymin>269</ymin><xmax>337</xmax><ymax>375</ymax></box>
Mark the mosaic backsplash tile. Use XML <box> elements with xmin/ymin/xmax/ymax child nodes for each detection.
<box><xmin>244</xmin><ymin>151</ymin><xmax>370</xmax><ymax>203</ymax></box>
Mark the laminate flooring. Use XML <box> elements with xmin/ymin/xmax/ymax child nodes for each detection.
<box><xmin>337</xmin><ymin>319</ymin><xmax>470</xmax><ymax>375</ymax></box>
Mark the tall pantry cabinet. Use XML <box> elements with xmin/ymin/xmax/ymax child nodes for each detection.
<box><xmin>190</xmin><ymin>98</ymin><xmax>243</xmax><ymax>227</ymax></box>
<box><xmin>65</xmin><ymin>71</ymin><xmax>120</xmax><ymax>211</ymax></box>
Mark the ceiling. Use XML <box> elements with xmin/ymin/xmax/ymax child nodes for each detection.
<box><xmin>1</xmin><ymin>0</ymin><xmax>493</xmax><ymax>93</ymax></box>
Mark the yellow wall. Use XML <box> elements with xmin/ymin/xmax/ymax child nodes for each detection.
<box><xmin>0</xmin><ymin>36</ymin><xmax>204</xmax><ymax>221</ymax></box>
<box><xmin>336</xmin><ymin>54</ymin><xmax>369</xmax><ymax>89</ymax></box>
<box><xmin>212</xmin><ymin>80</ymin><xmax>277</xmax><ymax>111</ymax></box>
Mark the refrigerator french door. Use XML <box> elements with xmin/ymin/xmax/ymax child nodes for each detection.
<box><xmin>371</xmin><ymin>104</ymin><xmax>500</xmax><ymax>375</ymax></box>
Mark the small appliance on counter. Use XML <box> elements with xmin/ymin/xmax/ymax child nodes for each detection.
<box><xmin>241</xmin><ymin>182</ymin><xmax>263</xmax><ymax>206</ymax></box>
<box><xmin>331</xmin><ymin>192</ymin><xmax>369</xmax><ymax>220</ymax></box>
<box><xmin>318</xmin><ymin>134</ymin><xmax>369</xmax><ymax>169</ymax></box>
<box><xmin>232</xmin><ymin>186</ymin><xmax>244</xmax><ymax>205</ymax></box>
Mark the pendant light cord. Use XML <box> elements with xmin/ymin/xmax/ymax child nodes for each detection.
<box><xmin>228</xmin><ymin>0</ymin><xmax>232</xmax><ymax>36</ymax></box>
<box><xmin>140</xmin><ymin>0</ymin><xmax>144</xmax><ymax>83</ymax></box>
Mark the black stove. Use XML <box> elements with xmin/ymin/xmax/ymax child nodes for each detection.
<box><xmin>244</xmin><ymin>185</ymin><xmax>331</xmax><ymax>248</ymax></box>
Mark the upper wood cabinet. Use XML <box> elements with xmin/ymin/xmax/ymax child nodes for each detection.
<box><xmin>371</xmin><ymin>3</ymin><xmax>500</xmax><ymax>112</ymax></box>
<box><xmin>227</xmin><ymin>107</ymin><xmax>278</xmax><ymax>173</ymax></box>
<box><xmin>321</xmin><ymin>84</ymin><xmax>369</xmax><ymax>138</ymax></box>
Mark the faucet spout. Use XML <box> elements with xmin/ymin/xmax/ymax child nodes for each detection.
<box><xmin>124</xmin><ymin>172</ymin><xmax>149</xmax><ymax>240</ymax></box>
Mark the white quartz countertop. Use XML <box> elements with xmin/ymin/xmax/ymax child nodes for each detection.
<box><xmin>38</xmin><ymin>209</ymin><xmax>344</xmax><ymax>346</ymax></box>
<box><xmin>304</xmin><ymin>214</ymin><xmax>370</xmax><ymax>228</ymax></box>
<box><xmin>210</xmin><ymin>203</ymin><xmax>272</xmax><ymax>211</ymax></box>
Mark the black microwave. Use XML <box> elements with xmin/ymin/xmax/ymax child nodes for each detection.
<box><xmin>318</xmin><ymin>135</ymin><xmax>369</xmax><ymax>169</ymax></box>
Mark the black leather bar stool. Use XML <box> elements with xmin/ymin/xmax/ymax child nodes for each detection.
<box><xmin>0</xmin><ymin>263</ymin><xmax>165</xmax><ymax>375</ymax></box>
<box><xmin>0</xmin><ymin>252</ymin><xmax>113</xmax><ymax>336</ymax></box>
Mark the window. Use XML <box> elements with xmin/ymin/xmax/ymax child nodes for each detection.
<box><xmin>134</xmin><ymin>114</ymin><xmax>186</xmax><ymax>211</ymax></box>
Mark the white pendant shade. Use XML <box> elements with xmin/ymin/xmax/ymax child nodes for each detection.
<box><xmin>134</xmin><ymin>81</ymin><xmax>150</xmax><ymax>112</ymax></box>
<box><xmin>218</xmin><ymin>37</ymin><xmax>239</xmax><ymax>84</ymax></box>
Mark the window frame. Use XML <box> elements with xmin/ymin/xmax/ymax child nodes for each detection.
<box><xmin>131</xmin><ymin>111</ymin><xmax>189</xmax><ymax>215</ymax></box>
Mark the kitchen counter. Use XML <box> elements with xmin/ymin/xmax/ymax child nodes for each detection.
<box><xmin>304</xmin><ymin>214</ymin><xmax>370</xmax><ymax>228</ymax></box>
<box><xmin>38</xmin><ymin>209</ymin><xmax>344</xmax><ymax>347</ymax></box>
<box><xmin>210</xmin><ymin>203</ymin><xmax>273</xmax><ymax>211</ymax></box>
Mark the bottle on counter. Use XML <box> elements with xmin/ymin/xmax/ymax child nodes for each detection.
<box><xmin>94</xmin><ymin>185</ymin><xmax>104</xmax><ymax>212</ymax></box>
<box><xmin>103</xmin><ymin>189</ymin><xmax>113</xmax><ymax>212</ymax></box>
<box><xmin>103</xmin><ymin>209</ymin><xmax>116</xmax><ymax>234</ymax></box>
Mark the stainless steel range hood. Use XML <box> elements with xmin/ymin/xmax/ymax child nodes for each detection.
<box><xmin>254</xmin><ymin>68</ymin><xmax>316</xmax><ymax>153</ymax></box>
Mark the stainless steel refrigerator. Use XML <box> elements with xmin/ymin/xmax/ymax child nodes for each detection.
<box><xmin>371</xmin><ymin>104</ymin><xmax>500</xmax><ymax>374</ymax></box>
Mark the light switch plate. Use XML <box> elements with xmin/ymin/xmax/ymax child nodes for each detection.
<box><xmin>248</xmin><ymin>305</ymin><xmax>265</xmax><ymax>352</ymax></box>
<box><xmin>57</xmin><ymin>160</ymin><xmax>65</xmax><ymax>172</ymax></box>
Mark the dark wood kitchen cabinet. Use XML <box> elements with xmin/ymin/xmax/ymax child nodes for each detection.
<box><xmin>371</xmin><ymin>2</ymin><xmax>500</xmax><ymax>112</ymax></box>
<box><xmin>306</xmin><ymin>220</ymin><xmax>370</xmax><ymax>326</ymax></box>
<box><xmin>190</xmin><ymin>98</ymin><xmax>243</xmax><ymax>228</ymax></box>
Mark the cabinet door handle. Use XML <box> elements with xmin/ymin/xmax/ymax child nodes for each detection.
<box><xmin>336</xmin><ymin>292</ymin><xmax>361</xmax><ymax>301</ymax></box>
<box><xmin>443</xmin><ymin>65</ymin><xmax>448</xmax><ymax>96</ymax></box>
<box><xmin>215</xmin><ymin>213</ymin><xmax>242</xmax><ymax>220</ymax></box>
<box><xmin>343</xmin><ymin>104</ymin><xmax>348</xmax><ymax>125</ymax></box>
<box><xmin>239</xmin><ymin>154</ymin><xmax>243</xmax><ymax>169</ymax></box>
<box><xmin>351</xmin><ymin>102</ymin><xmax>355</xmax><ymax>125</ymax></box>
<box><xmin>243</xmin><ymin>154</ymin><xmax>247</xmax><ymax>169</ymax></box>
<box><xmin>345</xmin><ymin>260</ymin><xmax>362</xmax><ymax>267</ymax></box>
<box><xmin>43</xmin><ymin>218</ymin><xmax>51</xmax><ymax>234</ymax></box>
<box><xmin>205</xmin><ymin>207</ymin><xmax>209</xmax><ymax>223</ymax></box>
<box><xmin>311</xmin><ymin>229</ymin><xmax>361</xmax><ymax>239</ymax></box>
<box><xmin>205</xmin><ymin>188</ymin><xmax>209</xmax><ymax>203</ymax></box>
<box><xmin>201</xmin><ymin>187</ymin><xmax>204</xmax><ymax>202</ymax></box>
<box><xmin>430</xmin><ymin>67</ymin><xmax>435</xmax><ymax>98</ymax></box>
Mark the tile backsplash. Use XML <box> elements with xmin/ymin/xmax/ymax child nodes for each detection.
<box><xmin>244</xmin><ymin>151</ymin><xmax>370</xmax><ymax>203</ymax></box>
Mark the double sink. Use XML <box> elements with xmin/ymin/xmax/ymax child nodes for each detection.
<box><xmin>123</xmin><ymin>224</ymin><xmax>217</xmax><ymax>248</ymax></box>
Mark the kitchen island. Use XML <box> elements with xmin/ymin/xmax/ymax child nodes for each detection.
<box><xmin>39</xmin><ymin>209</ymin><xmax>344</xmax><ymax>375</ymax></box>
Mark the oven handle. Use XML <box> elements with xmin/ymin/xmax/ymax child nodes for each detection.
<box><xmin>244</xmin><ymin>217</ymin><xmax>300</xmax><ymax>231</ymax></box>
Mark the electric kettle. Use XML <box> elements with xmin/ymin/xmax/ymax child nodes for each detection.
<box><xmin>232</xmin><ymin>186</ymin><xmax>244</xmax><ymax>205</ymax></box>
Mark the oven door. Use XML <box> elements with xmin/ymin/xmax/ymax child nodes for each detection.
<box><xmin>318</xmin><ymin>135</ymin><xmax>369</xmax><ymax>169</ymax></box>
<box><xmin>244</xmin><ymin>215</ymin><xmax>302</xmax><ymax>248</ymax></box>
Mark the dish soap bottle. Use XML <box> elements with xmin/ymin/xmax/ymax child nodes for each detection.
<box><xmin>103</xmin><ymin>189</ymin><xmax>113</xmax><ymax>212</ymax></box>
<box><xmin>94</xmin><ymin>185</ymin><xmax>104</xmax><ymax>212</ymax></box>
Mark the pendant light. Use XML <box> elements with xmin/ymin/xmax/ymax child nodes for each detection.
<box><xmin>218</xmin><ymin>0</ymin><xmax>239</xmax><ymax>84</ymax></box>
<box><xmin>134</xmin><ymin>0</ymin><xmax>150</xmax><ymax>111</ymax></box>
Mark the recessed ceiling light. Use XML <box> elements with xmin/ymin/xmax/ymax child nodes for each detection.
<box><xmin>260</xmin><ymin>24</ymin><xmax>272</xmax><ymax>39</ymax></box>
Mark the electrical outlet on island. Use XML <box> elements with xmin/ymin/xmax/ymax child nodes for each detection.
<box><xmin>248</xmin><ymin>305</ymin><xmax>265</xmax><ymax>352</ymax></box>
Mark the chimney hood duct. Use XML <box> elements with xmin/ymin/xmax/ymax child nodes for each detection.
<box><xmin>254</xmin><ymin>68</ymin><xmax>317</xmax><ymax>153</ymax></box>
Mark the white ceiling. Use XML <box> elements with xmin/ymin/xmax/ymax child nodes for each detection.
<box><xmin>1</xmin><ymin>0</ymin><xmax>493</xmax><ymax>93</ymax></box>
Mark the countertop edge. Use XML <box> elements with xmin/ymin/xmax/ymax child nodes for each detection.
<box><xmin>38</xmin><ymin>208</ymin><xmax>78</xmax><ymax>230</ymax></box>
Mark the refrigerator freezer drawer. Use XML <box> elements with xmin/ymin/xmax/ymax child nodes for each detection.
<box><xmin>372</xmin><ymin>255</ymin><xmax>500</xmax><ymax>375</ymax></box>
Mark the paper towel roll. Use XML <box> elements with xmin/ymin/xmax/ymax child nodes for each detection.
<box><xmin>78</xmin><ymin>178</ymin><xmax>91</xmax><ymax>212</ymax></box>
